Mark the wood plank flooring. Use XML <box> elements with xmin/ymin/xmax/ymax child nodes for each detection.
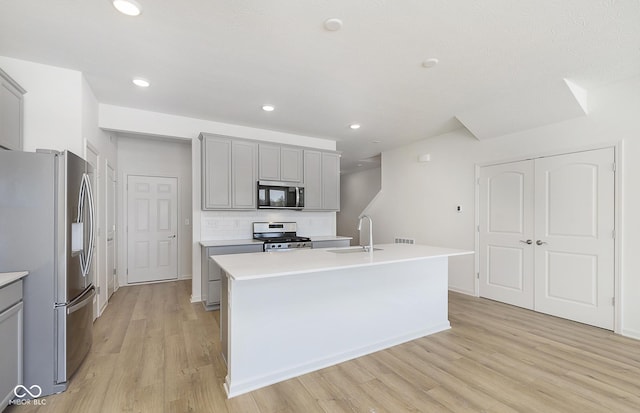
<box><xmin>7</xmin><ymin>280</ymin><xmax>640</xmax><ymax>413</ymax></box>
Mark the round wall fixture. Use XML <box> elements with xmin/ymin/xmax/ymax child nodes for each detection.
<box><xmin>112</xmin><ymin>0</ymin><xmax>142</xmax><ymax>16</ymax></box>
<box><xmin>422</xmin><ymin>58</ymin><xmax>439</xmax><ymax>68</ymax></box>
<box><xmin>324</xmin><ymin>18</ymin><xmax>343</xmax><ymax>31</ymax></box>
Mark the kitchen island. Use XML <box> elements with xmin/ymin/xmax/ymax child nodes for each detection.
<box><xmin>213</xmin><ymin>244</ymin><xmax>473</xmax><ymax>398</ymax></box>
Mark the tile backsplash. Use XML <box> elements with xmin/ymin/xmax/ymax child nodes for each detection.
<box><xmin>201</xmin><ymin>210</ymin><xmax>336</xmax><ymax>240</ymax></box>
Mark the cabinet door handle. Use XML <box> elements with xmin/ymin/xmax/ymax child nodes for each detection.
<box><xmin>536</xmin><ymin>240</ymin><xmax>548</xmax><ymax>246</ymax></box>
<box><xmin>519</xmin><ymin>240</ymin><xmax>533</xmax><ymax>245</ymax></box>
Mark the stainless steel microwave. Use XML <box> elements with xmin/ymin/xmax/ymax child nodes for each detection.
<box><xmin>257</xmin><ymin>181</ymin><xmax>304</xmax><ymax>210</ymax></box>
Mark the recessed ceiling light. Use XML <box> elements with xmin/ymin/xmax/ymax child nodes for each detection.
<box><xmin>357</xmin><ymin>163</ymin><xmax>363</xmax><ymax>167</ymax></box>
<box><xmin>112</xmin><ymin>0</ymin><xmax>142</xmax><ymax>16</ymax></box>
<box><xmin>371</xmin><ymin>140</ymin><xmax>381</xmax><ymax>144</ymax></box>
<box><xmin>324</xmin><ymin>18</ymin><xmax>343</xmax><ymax>31</ymax></box>
<box><xmin>262</xmin><ymin>105</ymin><xmax>275</xmax><ymax>112</ymax></box>
<box><xmin>349</xmin><ymin>124</ymin><xmax>361</xmax><ymax>130</ymax></box>
<box><xmin>422</xmin><ymin>58</ymin><xmax>439</xmax><ymax>68</ymax></box>
<box><xmin>132</xmin><ymin>78</ymin><xmax>150</xmax><ymax>87</ymax></box>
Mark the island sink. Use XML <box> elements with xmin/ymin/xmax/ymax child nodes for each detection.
<box><xmin>326</xmin><ymin>246</ymin><xmax>383</xmax><ymax>254</ymax></box>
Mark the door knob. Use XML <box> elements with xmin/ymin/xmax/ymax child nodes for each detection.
<box><xmin>536</xmin><ymin>240</ymin><xmax>547</xmax><ymax>246</ymax></box>
<box><xmin>519</xmin><ymin>240</ymin><xmax>533</xmax><ymax>245</ymax></box>
<box><xmin>168</xmin><ymin>234</ymin><xmax>176</xmax><ymax>239</ymax></box>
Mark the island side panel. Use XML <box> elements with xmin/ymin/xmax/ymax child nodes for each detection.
<box><xmin>225</xmin><ymin>256</ymin><xmax>449</xmax><ymax>397</ymax></box>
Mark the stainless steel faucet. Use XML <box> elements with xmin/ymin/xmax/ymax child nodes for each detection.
<box><xmin>357</xmin><ymin>215</ymin><xmax>374</xmax><ymax>252</ymax></box>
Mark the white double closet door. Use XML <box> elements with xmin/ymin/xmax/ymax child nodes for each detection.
<box><xmin>479</xmin><ymin>148</ymin><xmax>615</xmax><ymax>329</ymax></box>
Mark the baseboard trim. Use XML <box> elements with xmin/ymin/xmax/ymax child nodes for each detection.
<box><xmin>621</xmin><ymin>328</ymin><xmax>640</xmax><ymax>341</ymax></box>
<box><xmin>448</xmin><ymin>286</ymin><xmax>476</xmax><ymax>296</ymax></box>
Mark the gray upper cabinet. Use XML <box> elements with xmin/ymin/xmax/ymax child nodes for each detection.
<box><xmin>322</xmin><ymin>152</ymin><xmax>340</xmax><ymax>211</ymax></box>
<box><xmin>281</xmin><ymin>146</ymin><xmax>303</xmax><ymax>182</ymax></box>
<box><xmin>259</xmin><ymin>144</ymin><xmax>303</xmax><ymax>182</ymax></box>
<box><xmin>232</xmin><ymin>140</ymin><xmax>257</xmax><ymax>209</ymax></box>
<box><xmin>303</xmin><ymin>150</ymin><xmax>340</xmax><ymax>211</ymax></box>
<box><xmin>0</xmin><ymin>68</ymin><xmax>26</xmax><ymax>151</ymax></box>
<box><xmin>201</xmin><ymin>135</ymin><xmax>232</xmax><ymax>209</ymax></box>
<box><xmin>303</xmin><ymin>150</ymin><xmax>323</xmax><ymax>209</ymax></box>
<box><xmin>258</xmin><ymin>144</ymin><xmax>281</xmax><ymax>181</ymax></box>
<box><xmin>202</xmin><ymin>133</ymin><xmax>338</xmax><ymax>211</ymax></box>
<box><xmin>201</xmin><ymin>133</ymin><xmax>258</xmax><ymax>210</ymax></box>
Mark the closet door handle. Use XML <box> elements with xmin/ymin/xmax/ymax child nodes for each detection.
<box><xmin>536</xmin><ymin>240</ymin><xmax>548</xmax><ymax>246</ymax></box>
<box><xmin>519</xmin><ymin>240</ymin><xmax>532</xmax><ymax>245</ymax></box>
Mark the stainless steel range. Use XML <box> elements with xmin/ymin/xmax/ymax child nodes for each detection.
<box><xmin>253</xmin><ymin>222</ymin><xmax>312</xmax><ymax>251</ymax></box>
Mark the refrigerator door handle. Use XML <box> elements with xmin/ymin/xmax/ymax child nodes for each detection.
<box><xmin>84</xmin><ymin>173</ymin><xmax>96</xmax><ymax>278</ymax></box>
<box><xmin>76</xmin><ymin>173</ymin><xmax>96</xmax><ymax>278</ymax></box>
<box><xmin>67</xmin><ymin>287</ymin><xmax>95</xmax><ymax>315</ymax></box>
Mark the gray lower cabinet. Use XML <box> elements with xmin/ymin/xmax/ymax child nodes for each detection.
<box><xmin>201</xmin><ymin>244</ymin><xmax>263</xmax><ymax>309</ymax></box>
<box><xmin>0</xmin><ymin>68</ymin><xmax>26</xmax><ymax>151</ymax></box>
<box><xmin>201</xmin><ymin>133</ymin><xmax>257</xmax><ymax>210</ymax></box>
<box><xmin>311</xmin><ymin>239</ymin><xmax>351</xmax><ymax>249</ymax></box>
<box><xmin>0</xmin><ymin>280</ymin><xmax>23</xmax><ymax>411</ymax></box>
<box><xmin>303</xmin><ymin>150</ymin><xmax>340</xmax><ymax>211</ymax></box>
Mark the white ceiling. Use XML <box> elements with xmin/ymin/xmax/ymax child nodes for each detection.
<box><xmin>1</xmin><ymin>1</ymin><xmax>639</xmax><ymax>172</ymax></box>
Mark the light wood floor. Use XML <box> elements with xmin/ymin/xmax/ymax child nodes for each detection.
<box><xmin>8</xmin><ymin>280</ymin><xmax>640</xmax><ymax>413</ymax></box>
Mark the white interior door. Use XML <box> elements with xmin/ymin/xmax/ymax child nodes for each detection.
<box><xmin>534</xmin><ymin>148</ymin><xmax>615</xmax><ymax>329</ymax></box>
<box><xmin>106</xmin><ymin>163</ymin><xmax>116</xmax><ymax>298</ymax></box>
<box><xmin>479</xmin><ymin>160</ymin><xmax>535</xmax><ymax>309</ymax></box>
<box><xmin>479</xmin><ymin>148</ymin><xmax>615</xmax><ymax>330</ymax></box>
<box><xmin>127</xmin><ymin>175</ymin><xmax>178</xmax><ymax>284</ymax></box>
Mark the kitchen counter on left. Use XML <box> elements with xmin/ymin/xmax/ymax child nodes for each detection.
<box><xmin>0</xmin><ymin>271</ymin><xmax>28</xmax><ymax>288</ymax></box>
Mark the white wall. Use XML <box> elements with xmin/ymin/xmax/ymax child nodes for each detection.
<box><xmin>0</xmin><ymin>56</ymin><xmax>84</xmax><ymax>155</ymax></box>
<box><xmin>0</xmin><ymin>56</ymin><xmax>117</xmax><ymax>316</ymax></box>
<box><xmin>117</xmin><ymin>136</ymin><xmax>192</xmax><ymax>285</ymax></box>
<box><xmin>99</xmin><ymin>104</ymin><xmax>336</xmax><ymax>150</ymax></box>
<box><xmin>367</xmin><ymin>75</ymin><xmax>640</xmax><ymax>339</ymax></box>
<box><xmin>337</xmin><ymin>167</ymin><xmax>381</xmax><ymax>245</ymax></box>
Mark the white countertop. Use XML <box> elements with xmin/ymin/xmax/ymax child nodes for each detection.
<box><xmin>307</xmin><ymin>235</ymin><xmax>353</xmax><ymax>242</ymax></box>
<box><xmin>200</xmin><ymin>239</ymin><xmax>264</xmax><ymax>247</ymax></box>
<box><xmin>213</xmin><ymin>244</ymin><xmax>473</xmax><ymax>281</ymax></box>
<box><xmin>0</xmin><ymin>271</ymin><xmax>28</xmax><ymax>288</ymax></box>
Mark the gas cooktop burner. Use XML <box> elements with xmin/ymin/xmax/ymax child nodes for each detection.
<box><xmin>253</xmin><ymin>222</ymin><xmax>312</xmax><ymax>251</ymax></box>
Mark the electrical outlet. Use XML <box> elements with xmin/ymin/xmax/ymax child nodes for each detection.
<box><xmin>394</xmin><ymin>237</ymin><xmax>415</xmax><ymax>245</ymax></box>
<box><xmin>456</xmin><ymin>205</ymin><xmax>462</xmax><ymax>213</ymax></box>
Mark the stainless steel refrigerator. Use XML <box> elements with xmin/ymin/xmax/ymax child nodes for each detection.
<box><xmin>0</xmin><ymin>149</ymin><xmax>96</xmax><ymax>397</ymax></box>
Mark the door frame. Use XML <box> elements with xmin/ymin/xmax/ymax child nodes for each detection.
<box><xmin>85</xmin><ymin>141</ymin><xmax>101</xmax><ymax>319</ymax></box>
<box><xmin>123</xmin><ymin>172</ymin><xmax>181</xmax><ymax>285</ymax></box>
<box><xmin>474</xmin><ymin>141</ymin><xmax>624</xmax><ymax>334</ymax></box>
<box><xmin>106</xmin><ymin>160</ymin><xmax>117</xmax><ymax>297</ymax></box>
